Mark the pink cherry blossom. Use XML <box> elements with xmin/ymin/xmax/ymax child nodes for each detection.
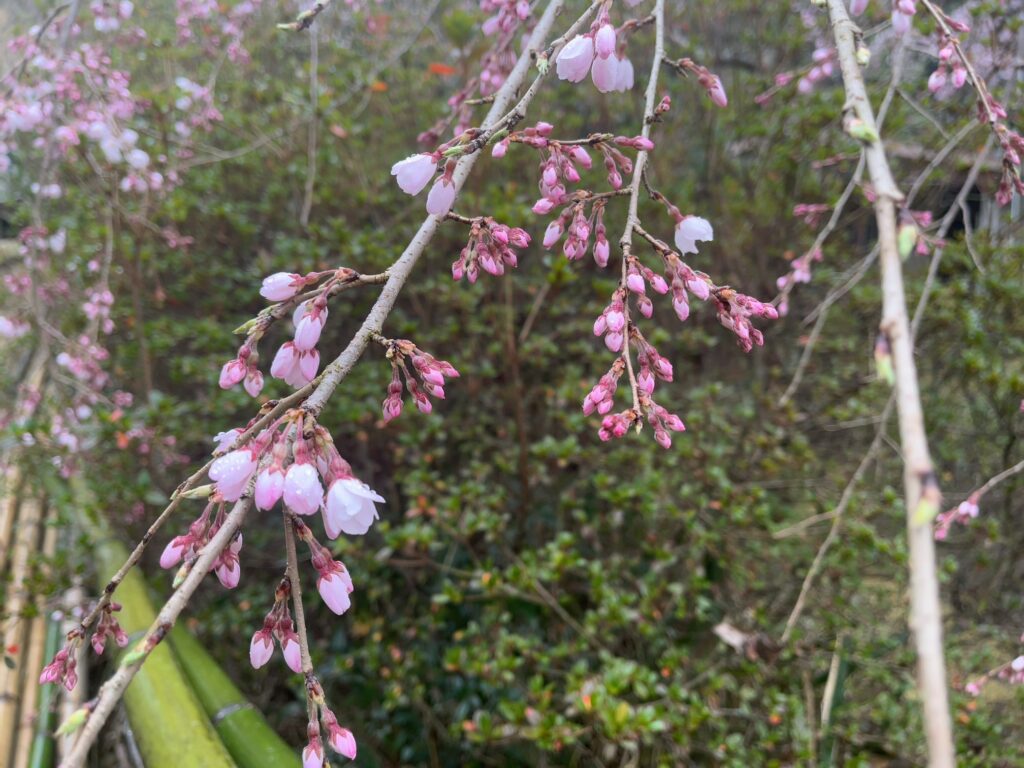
<box><xmin>556</xmin><ymin>35</ymin><xmax>595</xmax><ymax>83</ymax></box>
<box><xmin>324</xmin><ymin>477</ymin><xmax>385</xmax><ymax>538</ymax></box>
<box><xmin>674</xmin><ymin>216</ymin><xmax>714</xmax><ymax>255</ymax></box>
<box><xmin>391</xmin><ymin>153</ymin><xmax>437</xmax><ymax>195</ymax></box>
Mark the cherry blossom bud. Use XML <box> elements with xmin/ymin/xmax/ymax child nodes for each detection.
<box><xmin>626</xmin><ymin>272</ymin><xmax>645</xmax><ymax>294</ymax></box>
<box><xmin>250</xmin><ymin>630</ymin><xmax>274</xmax><ymax>668</ymax></box>
<box><xmin>255</xmin><ymin>467</ymin><xmax>285</xmax><ymax>510</ymax></box>
<box><xmin>595</xmin><ymin>24</ymin><xmax>616</xmax><ymax>59</ymax></box>
<box><xmin>281</xmin><ymin>635</ymin><xmax>302</xmax><ymax>674</ymax></box>
<box><xmin>543</xmin><ymin>221</ymin><xmax>564</xmax><ymax>249</ymax></box>
<box><xmin>303</xmin><ymin>739</ymin><xmax>324</xmax><ymax>768</ymax></box>
<box><xmin>391</xmin><ymin>153</ymin><xmax>437</xmax><ymax>195</ymax></box>
<box><xmin>327</xmin><ymin>726</ymin><xmax>357</xmax><ymax>759</ymax></box>
<box><xmin>260</xmin><ymin>272</ymin><xmax>303</xmax><ymax>301</ymax></box>
<box><xmin>604</xmin><ymin>331</ymin><xmax>623</xmax><ymax>352</ymax></box>
<box><xmin>568</xmin><ymin>146</ymin><xmax>592</xmax><ymax>169</ymax></box>
<box><xmin>284</xmin><ymin>462</ymin><xmax>324</xmax><ymax>516</ymax></box>
<box><xmin>591</xmin><ymin>54</ymin><xmax>619</xmax><ymax>93</ymax></box>
<box><xmin>209</xmin><ymin>449</ymin><xmax>258</xmax><ymax>501</ymax></box>
<box><xmin>706</xmin><ymin>75</ymin><xmax>728</xmax><ymax>107</ymax></box>
<box><xmin>318</xmin><ymin>571</ymin><xmax>353</xmax><ymax>615</ymax></box>
<box><xmin>244</xmin><ymin>369</ymin><xmax>264</xmax><ymax>398</ymax></box>
<box><xmin>928</xmin><ymin>68</ymin><xmax>946</xmax><ymax>93</ymax></box>
<box><xmin>219</xmin><ymin>359</ymin><xmax>246</xmax><ymax>389</ymax></box>
<box><xmin>160</xmin><ymin>537</ymin><xmax>187</xmax><ymax>569</ymax></box>
<box><xmin>426</xmin><ymin>177</ymin><xmax>456</xmax><ymax>217</ymax></box>
<box><xmin>850</xmin><ymin>0</ymin><xmax>868</xmax><ymax>14</ymax></box>
<box><xmin>294</xmin><ymin>312</ymin><xmax>326</xmax><ymax>351</ymax></box>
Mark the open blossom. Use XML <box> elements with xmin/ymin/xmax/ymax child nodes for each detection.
<box><xmin>556</xmin><ymin>34</ymin><xmax>595</xmax><ymax>82</ymax></box>
<box><xmin>391</xmin><ymin>153</ymin><xmax>437</xmax><ymax>195</ymax></box>
<box><xmin>674</xmin><ymin>216</ymin><xmax>714</xmax><ymax>255</ymax></box>
<box><xmin>324</xmin><ymin>477</ymin><xmax>385</xmax><ymax>538</ymax></box>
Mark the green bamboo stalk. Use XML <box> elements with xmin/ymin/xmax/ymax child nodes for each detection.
<box><xmin>26</xmin><ymin>613</ymin><xmax>62</xmax><ymax>768</ymax></box>
<box><xmin>168</xmin><ymin>627</ymin><xmax>300</xmax><ymax>768</ymax></box>
<box><xmin>93</xmin><ymin>538</ymin><xmax>236</xmax><ymax>768</ymax></box>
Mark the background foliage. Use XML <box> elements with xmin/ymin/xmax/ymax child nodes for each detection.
<box><xmin>2</xmin><ymin>1</ymin><xmax>1022</xmax><ymax>765</ymax></box>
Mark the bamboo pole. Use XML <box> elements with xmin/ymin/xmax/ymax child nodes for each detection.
<box><xmin>13</xmin><ymin>521</ymin><xmax>58</xmax><ymax>768</ymax></box>
<box><xmin>168</xmin><ymin>627</ymin><xmax>299</xmax><ymax>768</ymax></box>
<box><xmin>91</xmin><ymin>536</ymin><xmax>236</xmax><ymax>767</ymax></box>
<box><xmin>0</xmin><ymin>465</ymin><xmax>21</xmax><ymax>577</ymax></box>
<box><xmin>27</xmin><ymin>611</ymin><xmax>61</xmax><ymax>768</ymax></box>
<box><xmin>0</xmin><ymin>497</ymin><xmax>44</xmax><ymax>765</ymax></box>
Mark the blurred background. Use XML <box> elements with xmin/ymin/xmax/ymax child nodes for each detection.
<box><xmin>1</xmin><ymin>1</ymin><xmax>1022</xmax><ymax>766</ymax></box>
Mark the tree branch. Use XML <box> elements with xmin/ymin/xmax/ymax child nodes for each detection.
<box><xmin>823</xmin><ymin>4</ymin><xmax>954</xmax><ymax>763</ymax></box>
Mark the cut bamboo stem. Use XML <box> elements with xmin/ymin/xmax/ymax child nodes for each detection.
<box><xmin>13</xmin><ymin>520</ymin><xmax>57</xmax><ymax>768</ymax></box>
<box><xmin>0</xmin><ymin>497</ymin><xmax>44</xmax><ymax>766</ymax></box>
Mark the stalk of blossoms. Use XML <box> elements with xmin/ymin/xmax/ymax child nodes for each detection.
<box><xmin>615</xmin><ymin>0</ymin><xmax>666</xmax><ymax>425</ymax></box>
<box><xmin>824</xmin><ymin>1</ymin><xmax>955</xmax><ymax>765</ymax></box>
<box><xmin>64</xmin><ymin>382</ymin><xmax>316</xmax><ymax>649</ymax></box>
<box><xmin>60</xmin><ymin>3</ymin><xmax>573</xmax><ymax>763</ymax></box>
<box><xmin>304</xmin><ymin>0</ymin><xmax>572</xmax><ymax>416</ymax></box>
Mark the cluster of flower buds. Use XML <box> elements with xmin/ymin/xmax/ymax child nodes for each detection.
<box><xmin>451</xmin><ymin>216</ymin><xmax>531</xmax><ymax>281</ymax></box>
<box><xmin>623</xmin><ymin>256</ymin><xmax>670</xmax><ymax>318</ymax></box>
<box><xmin>160</xmin><ymin>498</ymin><xmax>246</xmax><ymax>589</ymax></box>
<box><xmin>221</xmin><ymin>268</ymin><xmax>359</xmax><ymax>398</ymax></box>
<box><xmin>929</xmin><ymin>32</ymin><xmax>970</xmax><ymax>93</ymax></box>
<box><xmin>599</xmin><ymin>394</ymin><xmax>686</xmax><ymax>449</ymax></box>
<box><xmin>302</xmin><ymin>678</ymin><xmax>357</xmax><ymax>767</ymax></box>
<box><xmin>582</xmin><ymin>358</ymin><xmax>625</xmax><ymax>416</ymax></box>
<box><xmin>713</xmin><ymin>288</ymin><xmax>779</xmax><ymax>353</ymax></box>
<box><xmin>662</xmin><ymin>253</ymin><xmax>713</xmax><ymax>323</ymax></box>
<box><xmin>592</xmin><ymin>292</ymin><xmax>628</xmax><ymax>352</ymax></box>
<box><xmin>933</xmin><ymin>493</ymin><xmax>980</xmax><ymax>540</ymax></box>
<box><xmin>380</xmin><ymin>339</ymin><xmax>460</xmax><ymax>420</ymax></box>
<box><xmin>964</xmin><ymin>654</ymin><xmax>1024</xmax><ymax>696</ymax></box>
<box><xmin>632</xmin><ymin>331</ymin><xmax>674</xmax><ymax>395</ymax></box>
<box><xmin>249</xmin><ymin>578</ymin><xmax>303</xmax><ymax>672</ymax></box>
<box><xmin>897</xmin><ymin>209</ymin><xmax>939</xmax><ymax>259</ymax></box>
<box><xmin>555</xmin><ymin>11</ymin><xmax>635</xmax><ymax>93</ymax></box>
<box><xmin>994</xmin><ymin>126</ymin><xmax>1024</xmax><ymax>205</ymax></box>
<box><xmin>793</xmin><ymin>203</ymin><xmax>832</xmax><ymax>228</ymax></box>
<box><xmin>666</xmin><ymin>58</ymin><xmax>729</xmax><ymax>107</ymax></box>
<box><xmin>91</xmin><ymin>602</ymin><xmax>129</xmax><ymax>655</ymax></box>
<box><xmin>39</xmin><ymin>629</ymin><xmax>82</xmax><ymax>691</ymax></box>
<box><xmin>480</xmin><ymin>0</ymin><xmax>531</xmax><ymax>36</ymax></box>
<box><xmin>776</xmin><ymin>248</ymin><xmax>823</xmax><ymax>303</ymax></box>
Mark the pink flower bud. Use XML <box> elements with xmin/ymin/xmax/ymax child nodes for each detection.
<box><xmin>260</xmin><ymin>272</ymin><xmax>302</xmax><ymax>301</ymax></box>
<box><xmin>426</xmin><ymin>177</ymin><xmax>456</xmax><ymax>217</ymax></box>
<box><xmin>160</xmin><ymin>537</ymin><xmax>187</xmax><ymax>569</ymax></box>
<box><xmin>543</xmin><ymin>221</ymin><xmax>564</xmax><ymax>249</ymax></box>
<box><xmin>604</xmin><ymin>331</ymin><xmax>623</xmax><ymax>352</ymax></box>
<box><xmin>250</xmin><ymin>630</ymin><xmax>274</xmax><ymax>669</ymax></box>
<box><xmin>219</xmin><ymin>359</ymin><xmax>246</xmax><ymax>389</ymax></box>
<box><xmin>595</xmin><ymin>24</ymin><xmax>616</xmax><ymax>59</ymax></box>
<box><xmin>328</xmin><ymin>728</ymin><xmax>357</xmax><ymax>759</ymax></box>
<box><xmin>284</xmin><ymin>462</ymin><xmax>324</xmax><ymax>516</ymax></box>
<box><xmin>282</xmin><ymin>636</ymin><xmax>302</xmax><ymax>674</ymax></box>
<box><xmin>318</xmin><ymin>571</ymin><xmax>353</xmax><ymax>615</ymax></box>
<box><xmin>254</xmin><ymin>467</ymin><xmax>285</xmax><ymax>510</ymax></box>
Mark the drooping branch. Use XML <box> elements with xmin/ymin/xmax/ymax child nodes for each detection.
<box><xmin>61</xmin><ymin>1</ymin><xmax>572</xmax><ymax>762</ymax></box>
<box><xmin>823</xmin><ymin>2</ymin><xmax>955</xmax><ymax>765</ymax></box>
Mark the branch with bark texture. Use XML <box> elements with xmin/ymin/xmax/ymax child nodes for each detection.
<box><xmin>823</xmin><ymin>2</ymin><xmax>955</xmax><ymax>766</ymax></box>
<box><xmin>61</xmin><ymin>2</ymin><xmax>571</xmax><ymax>763</ymax></box>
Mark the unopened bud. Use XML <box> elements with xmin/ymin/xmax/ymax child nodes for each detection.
<box><xmin>180</xmin><ymin>483</ymin><xmax>214</xmax><ymax>500</ymax></box>
<box><xmin>856</xmin><ymin>46</ymin><xmax>871</xmax><ymax>66</ymax></box>
<box><xmin>898</xmin><ymin>223</ymin><xmax>918</xmax><ymax>261</ymax></box>
<box><xmin>55</xmin><ymin>706</ymin><xmax>89</xmax><ymax>736</ymax></box>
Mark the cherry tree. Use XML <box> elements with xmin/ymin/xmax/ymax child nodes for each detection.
<box><xmin>2</xmin><ymin>0</ymin><xmax>1022</xmax><ymax>766</ymax></box>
